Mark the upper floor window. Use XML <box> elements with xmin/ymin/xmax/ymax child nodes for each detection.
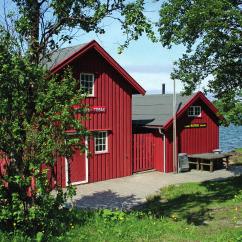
<box><xmin>94</xmin><ymin>131</ymin><xmax>108</xmax><ymax>154</ymax></box>
<box><xmin>80</xmin><ymin>73</ymin><xmax>94</xmax><ymax>96</ymax></box>
<box><xmin>188</xmin><ymin>106</ymin><xmax>201</xmax><ymax>117</ymax></box>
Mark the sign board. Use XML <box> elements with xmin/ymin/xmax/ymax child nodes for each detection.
<box><xmin>72</xmin><ymin>105</ymin><xmax>106</xmax><ymax>113</ymax></box>
<box><xmin>89</xmin><ymin>106</ymin><xmax>106</xmax><ymax>113</ymax></box>
<box><xmin>185</xmin><ymin>123</ymin><xmax>207</xmax><ymax>128</ymax></box>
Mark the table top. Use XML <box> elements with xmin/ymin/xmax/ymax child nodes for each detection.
<box><xmin>188</xmin><ymin>153</ymin><xmax>231</xmax><ymax>160</ymax></box>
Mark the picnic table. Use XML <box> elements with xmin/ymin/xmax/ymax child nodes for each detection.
<box><xmin>187</xmin><ymin>153</ymin><xmax>231</xmax><ymax>172</ymax></box>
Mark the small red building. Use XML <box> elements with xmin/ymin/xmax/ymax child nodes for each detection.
<box><xmin>132</xmin><ymin>91</ymin><xmax>222</xmax><ymax>173</ymax></box>
<box><xmin>48</xmin><ymin>40</ymin><xmax>145</xmax><ymax>187</ymax></box>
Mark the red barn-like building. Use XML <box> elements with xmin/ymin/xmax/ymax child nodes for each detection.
<box><xmin>132</xmin><ymin>92</ymin><xmax>221</xmax><ymax>173</ymax></box>
<box><xmin>47</xmin><ymin>40</ymin><xmax>145</xmax><ymax>187</ymax></box>
<box><xmin>0</xmin><ymin>40</ymin><xmax>222</xmax><ymax>188</ymax></box>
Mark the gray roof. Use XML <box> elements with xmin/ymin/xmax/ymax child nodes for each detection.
<box><xmin>132</xmin><ymin>93</ymin><xmax>195</xmax><ymax>126</ymax></box>
<box><xmin>43</xmin><ymin>43</ymin><xmax>87</xmax><ymax>69</ymax></box>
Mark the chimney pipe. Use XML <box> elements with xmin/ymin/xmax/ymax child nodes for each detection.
<box><xmin>162</xmin><ymin>83</ymin><xmax>165</xmax><ymax>95</ymax></box>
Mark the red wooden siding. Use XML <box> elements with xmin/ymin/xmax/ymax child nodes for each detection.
<box><xmin>153</xmin><ymin>131</ymin><xmax>164</xmax><ymax>172</ymax></box>
<box><xmin>56</xmin><ymin>49</ymin><xmax>133</xmax><ymax>186</ymax></box>
<box><xmin>165</xmin><ymin>99</ymin><xmax>219</xmax><ymax>172</ymax></box>
<box><xmin>0</xmin><ymin>153</ymin><xmax>8</xmax><ymax>177</ymax></box>
<box><xmin>132</xmin><ymin>132</ymin><xmax>154</xmax><ymax>172</ymax></box>
<box><xmin>69</xmin><ymin>147</ymin><xmax>86</xmax><ymax>183</ymax></box>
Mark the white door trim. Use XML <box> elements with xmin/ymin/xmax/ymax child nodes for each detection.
<box><xmin>65</xmin><ymin>136</ymin><xmax>88</xmax><ymax>186</ymax></box>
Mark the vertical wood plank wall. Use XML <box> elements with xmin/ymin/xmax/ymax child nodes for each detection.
<box><xmin>132</xmin><ymin>132</ymin><xmax>155</xmax><ymax>173</ymax></box>
<box><xmin>165</xmin><ymin>99</ymin><xmax>219</xmax><ymax>172</ymax></box>
<box><xmin>56</xmin><ymin>49</ymin><xmax>133</xmax><ymax>186</ymax></box>
<box><xmin>153</xmin><ymin>131</ymin><xmax>164</xmax><ymax>172</ymax></box>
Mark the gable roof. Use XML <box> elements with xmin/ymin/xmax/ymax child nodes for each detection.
<box><xmin>132</xmin><ymin>91</ymin><xmax>221</xmax><ymax>129</ymax></box>
<box><xmin>44</xmin><ymin>40</ymin><xmax>145</xmax><ymax>95</ymax></box>
<box><xmin>133</xmin><ymin>93</ymin><xmax>194</xmax><ymax>127</ymax></box>
<box><xmin>44</xmin><ymin>44</ymin><xmax>87</xmax><ymax>70</ymax></box>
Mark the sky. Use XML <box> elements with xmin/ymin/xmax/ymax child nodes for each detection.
<box><xmin>0</xmin><ymin>0</ymin><xmax>208</xmax><ymax>95</ymax></box>
<box><xmin>66</xmin><ymin>1</ymin><xmax>208</xmax><ymax>95</ymax></box>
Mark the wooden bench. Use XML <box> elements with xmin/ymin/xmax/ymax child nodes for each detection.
<box><xmin>188</xmin><ymin>159</ymin><xmax>200</xmax><ymax>170</ymax></box>
<box><xmin>200</xmin><ymin>161</ymin><xmax>214</xmax><ymax>172</ymax></box>
<box><xmin>188</xmin><ymin>153</ymin><xmax>231</xmax><ymax>172</ymax></box>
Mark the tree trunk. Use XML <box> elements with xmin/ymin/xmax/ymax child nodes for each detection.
<box><xmin>27</xmin><ymin>0</ymin><xmax>40</xmax><ymax>64</ymax></box>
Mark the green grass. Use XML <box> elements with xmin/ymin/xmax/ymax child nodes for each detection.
<box><xmin>235</xmin><ymin>148</ymin><xmax>242</xmax><ymax>154</ymax></box>
<box><xmin>231</xmin><ymin>148</ymin><xmax>242</xmax><ymax>165</ymax></box>
<box><xmin>62</xmin><ymin>176</ymin><xmax>242</xmax><ymax>242</ymax></box>
<box><xmin>1</xmin><ymin>176</ymin><xmax>242</xmax><ymax>242</ymax></box>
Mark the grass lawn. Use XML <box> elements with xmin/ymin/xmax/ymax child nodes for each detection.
<box><xmin>1</xmin><ymin>175</ymin><xmax>242</xmax><ymax>242</ymax></box>
<box><xmin>230</xmin><ymin>148</ymin><xmax>242</xmax><ymax>165</ymax></box>
<box><xmin>60</xmin><ymin>176</ymin><xmax>242</xmax><ymax>241</ymax></box>
<box><xmin>235</xmin><ymin>148</ymin><xmax>242</xmax><ymax>153</ymax></box>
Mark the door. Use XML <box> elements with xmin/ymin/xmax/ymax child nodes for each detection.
<box><xmin>132</xmin><ymin>132</ymin><xmax>154</xmax><ymax>173</ymax></box>
<box><xmin>65</xmin><ymin>137</ymin><xmax>88</xmax><ymax>186</ymax></box>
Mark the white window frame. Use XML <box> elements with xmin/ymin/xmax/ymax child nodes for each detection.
<box><xmin>188</xmin><ymin>106</ymin><xmax>202</xmax><ymax>117</ymax></box>
<box><xmin>80</xmin><ymin>73</ymin><xmax>95</xmax><ymax>97</ymax></box>
<box><xmin>94</xmin><ymin>131</ymin><xmax>108</xmax><ymax>154</ymax></box>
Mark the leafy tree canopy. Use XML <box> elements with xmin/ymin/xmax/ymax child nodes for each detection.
<box><xmin>0</xmin><ymin>0</ymin><xmax>155</xmax><ymax>238</ymax></box>
<box><xmin>158</xmin><ymin>0</ymin><xmax>242</xmax><ymax>125</ymax></box>
<box><xmin>3</xmin><ymin>0</ymin><xmax>155</xmax><ymax>59</ymax></box>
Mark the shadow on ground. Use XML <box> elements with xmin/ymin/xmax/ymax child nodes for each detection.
<box><xmin>135</xmin><ymin>175</ymin><xmax>242</xmax><ymax>226</ymax></box>
<box><xmin>228</xmin><ymin>165</ymin><xmax>242</xmax><ymax>175</ymax></box>
<box><xmin>73</xmin><ymin>189</ymin><xmax>139</xmax><ymax>210</ymax></box>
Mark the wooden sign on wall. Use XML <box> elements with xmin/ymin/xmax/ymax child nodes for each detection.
<box><xmin>185</xmin><ymin>123</ymin><xmax>207</xmax><ymax>128</ymax></box>
<box><xmin>89</xmin><ymin>106</ymin><xmax>106</xmax><ymax>113</ymax></box>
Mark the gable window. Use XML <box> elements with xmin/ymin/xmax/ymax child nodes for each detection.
<box><xmin>94</xmin><ymin>131</ymin><xmax>108</xmax><ymax>154</ymax></box>
<box><xmin>80</xmin><ymin>73</ymin><xmax>94</xmax><ymax>96</ymax></box>
<box><xmin>188</xmin><ymin>106</ymin><xmax>201</xmax><ymax>117</ymax></box>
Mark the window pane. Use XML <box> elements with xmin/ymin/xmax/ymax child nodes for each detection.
<box><xmin>188</xmin><ymin>106</ymin><xmax>201</xmax><ymax>117</ymax></box>
<box><xmin>80</xmin><ymin>73</ymin><xmax>94</xmax><ymax>95</ymax></box>
<box><xmin>95</xmin><ymin>131</ymin><xmax>108</xmax><ymax>153</ymax></box>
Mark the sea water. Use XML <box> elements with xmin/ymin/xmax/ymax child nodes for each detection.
<box><xmin>220</xmin><ymin>125</ymin><xmax>242</xmax><ymax>152</ymax></box>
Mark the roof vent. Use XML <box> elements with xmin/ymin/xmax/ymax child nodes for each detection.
<box><xmin>162</xmin><ymin>83</ymin><xmax>165</xmax><ymax>95</ymax></box>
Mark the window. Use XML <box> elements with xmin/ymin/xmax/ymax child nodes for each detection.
<box><xmin>188</xmin><ymin>106</ymin><xmax>201</xmax><ymax>117</ymax></box>
<box><xmin>94</xmin><ymin>131</ymin><xmax>108</xmax><ymax>154</ymax></box>
<box><xmin>80</xmin><ymin>73</ymin><xmax>94</xmax><ymax>96</ymax></box>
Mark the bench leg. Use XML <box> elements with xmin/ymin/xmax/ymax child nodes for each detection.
<box><xmin>210</xmin><ymin>161</ymin><xmax>213</xmax><ymax>172</ymax></box>
<box><xmin>196</xmin><ymin>159</ymin><xmax>200</xmax><ymax>170</ymax></box>
<box><xmin>225</xmin><ymin>157</ymin><xmax>229</xmax><ymax>169</ymax></box>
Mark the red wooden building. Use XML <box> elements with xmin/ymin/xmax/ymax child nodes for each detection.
<box><xmin>132</xmin><ymin>91</ymin><xmax>222</xmax><ymax>173</ymax></box>
<box><xmin>0</xmin><ymin>40</ymin><xmax>223</xmax><ymax>187</ymax></box>
<box><xmin>47</xmin><ymin>40</ymin><xmax>145</xmax><ymax>187</ymax></box>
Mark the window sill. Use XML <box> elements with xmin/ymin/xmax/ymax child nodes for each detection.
<box><xmin>95</xmin><ymin>151</ymin><xmax>109</xmax><ymax>155</ymax></box>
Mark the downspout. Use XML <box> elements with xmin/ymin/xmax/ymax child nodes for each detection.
<box><xmin>159</xmin><ymin>128</ymin><xmax>166</xmax><ymax>173</ymax></box>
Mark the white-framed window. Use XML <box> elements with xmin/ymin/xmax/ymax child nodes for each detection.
<box><xmin>188</xmin><ymin>106</ymin><xmax>201</xmax><ymax>117</ymax></box>
<box><xmin>94</xmin><ymin>131</ymin><xmax>108</xmax><ymax>154</ymax></box>
<box><xmin>80</xmin><ymin>73</ymin><xmax>94</xmax><ymax>96</ymax></box>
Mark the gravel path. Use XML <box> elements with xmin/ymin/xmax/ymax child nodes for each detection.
<box><xmin>70</xmin><ymin>166</ymin><xmax>242</xmax><ymax>210</ymax></box>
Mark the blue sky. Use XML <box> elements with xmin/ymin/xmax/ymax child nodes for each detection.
<box><xmin>67</xmin><ymin>0</ymin><xmax>208</xmax><ymax>94</ymax></box>
<box><xmin>68</xmin><ymin>1</ymin><xmax>188</xmax><ymax>94</ymax></box>
<box><xmin>0</xmin><ymin>0</ymin><xmax>208</xmax><ymax>94</ymax></box>
<box><xmin>72</xmin><ymin>33</ymin><xmax>188</xmax><ymax>94</ymax></box>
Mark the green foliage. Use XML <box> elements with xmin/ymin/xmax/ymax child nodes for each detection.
<box><xmin>0</xmin><ymin>27</ymin><xmax>88</xmax><ymax>238</ymax></box>
<box><xmin>98</xmin><ymin>209</ymin><xmax>127</xmax><ymax>223</ymax></box>
<box><xmin>214</xmin><ymin>92</ymin><xmax>242</xmax><ymax>126</ymax></box>
<box><xmin>1</xmin><ymin>176</ymin><xmax>242</xmax><ymax>241</ymax></box>
<box><xmin>0</xmin><ymin>0</ymin><xmax>157</xmax><ymax>239</ymax></box>
<box><xmin>7</xmin><ymin>0</ymin><xmax>155</xmax><ymax>57</ymax></box>
<box><xmin>158</xmin><ymin>0</ymin><xmax>242</xmax><ymax>125</ymax></box>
